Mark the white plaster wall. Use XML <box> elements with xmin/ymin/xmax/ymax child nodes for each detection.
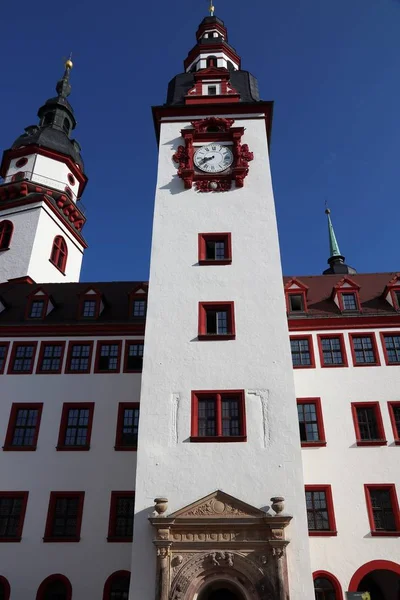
<box><xmin>0</xmin><ymin>202</ymin><xmax>84</xmax><ymax>283</ymax></box>
<box><xmin>0</xmin><ymin>336</ymin><xmax>141</xmax><ymax>599</ymax></box>
<box><xmin>130</xmin><ymin>116</ymin><xmax>314</xmax><ymax>599</ymax></box>
<box><xmin>294</xmin><ymin>326</ymin><xmax>400</xmax><ymax>592</ymax></box>
<box><xmin>0</xmin><ymin>205</ymin><xmax>41</xmax><ymax>283</ymax></box>
<box><xmin>7</xmin><ymin>154</ymin><xmax>79</xmax><ymax>201</ymax></box>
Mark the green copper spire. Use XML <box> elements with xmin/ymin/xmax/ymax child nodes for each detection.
<box><xmin>325</xmin><ymin>208</ymin><xmax>341</xmax><ymax>258</ymax></box>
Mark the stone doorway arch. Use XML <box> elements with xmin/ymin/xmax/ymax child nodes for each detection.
<box><xmin>197</xmin><ymin>578</ymin><xmax>247</xmax><ymax>600</ymax></box>
<box><xmin>348</xmin><ymin>560</ymin><xmax>400</xmax><ymax>600</ymax></box>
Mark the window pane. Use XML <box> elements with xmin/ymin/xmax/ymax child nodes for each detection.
<box><xmin>40</xmin><ymin>345</ymin><xmax>63</xmax><ymax>372</ymax></box>
<box><xmin>69</xmin><ymin>345</ymin><xmax>91</xmax><ymax>372</ymax></box>
<box><xmin>384</xmin><ymin>335</ymin><xmax>400</xmax><ymax>364</ymax></box>
<box><xmin>297</xmin><ymin>403</ymin><xmax>320</xmax><ymax>442</ymax></box>
<box><xmin>52</xmin><ymin>497</ymin><xmax>79</xmax><ymax>537</ymax></box>
<box><xmin>198</xmin><ymin>399</ymin><xmax>216</xmax><ymax>436</ymax></box>
<box><xmin>306</xmin><ymin>490</ymin><xmax>330</xmax><ymax>531</ymax></box>
<box><xmin>0</xmin><ymin>345</ymin><xmax>6</xmax><ymax>372</ymax></box>
<box><xmin>133</xmin><ymin>300</ymin><xmax>146</xmax><ymax>317</ymax></box>
<box><xmin>291</xmin><ymin>339</ymin><xmax>311</xmax><ymax>366</ymax></box>
<box><xmin>82</xmin><ymin>300</ymin><xmax>96</xmax><ymax>317</ymax></box>
<box><xmin>12</xmin><ymin>409</ymin><xmax>38</xmax><ymax>446</ymax></box>
<box><xmin>289</xmin><ymin>294</ymin><xmax>303</xmax><ymax>312</ymax></box>
<box><xmin>352</xmin><ymin>336</ymin><xmax>376</xmax><ymax>364</ymax></box>
<box><xmin>98</xmin><ymin>344</ymin><xmax>119</xmax><ymax>371</ymax></box>
<box><xmin>30</xmin><ymin>300</ymin><xmax>45</xmax><ymax>318</ymax></box>
<box><xmin>64</xmin><ymin>408</ymin><xmax>90</xmax><ymax>446</ymax></box>
<box><xmin>114</xmin><ymin>496</ymin><xmax>134</xmax><ymax>537</ymax></box>
<box><xmin>221</xmin><ymin>398</ymin><xmax>240</xmax><ymax>436</ymax></box>
<box><xmin>127</xmin><ymin>344</ymin><xmax>143</xmax><ymax>371</ymax></box>
<box><xmin>393</xmin><ymin>405</ymin><xmax>400</xmax><ymax>438</ymax></box>
<box><xmin>342</xmin><ymin>293</ymin><xmax>357</xmax><ymax>310</ymax></box>
<box><xmin>321</xmin><ymin>337</ymin><xmax>343</xmax><ymax>365</ymax></box>
<box><xmin>12</xmin><ymin>345</ymin><xmax>34</xmax><ymax>372</ymax></box>
<box><xmin>356</xmin><ymin>407</ymin><xmax>379</xmax><ymax>440</ymax></box>
<box><xmin>121</xmin><ymin>407</ymin><xmax>139</xmax><ymax>446</ymax></box>
<box><xmin>0</xmin><ymin>497</ymin><xmax>22</xmax><ymax>538</ymax></box>
<box><xmin>370</xmin><ymin>489</ymin><xmax>396</xmax><ymax>531</ymax></box>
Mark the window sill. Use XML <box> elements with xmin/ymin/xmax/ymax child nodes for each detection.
<box><xmin>43</xmin><ymin>536</ymin><xmax>80</xmax><ymax>543</ymax></box>
<box><xmin>198</xmin><ymin>259</ymin><xmax>232</xmax><ymax>266</ymax></box>
<box><xmin>353</xmin><ymin>363</ymin><xmax>380</xmax><ymax>368</ymax></box>
<box><xmin>107</xmin><ymin>536</ymin><xmax>133</xmax><ymax>543</ymax></box>
<box><xmin>301</xmin><ymin>441</ymin><xmax>327</xmax><ymax>448</ymax></box>
<box><xmin>293</xmin><ymin>365</ymin><xmax>315</xmax><ymax>369</ymax></box>
<box><xmin>49</xmin><ymin>259</ymin><xmax>66</xmax><ymax>276</ymax></box>
<box><xmin>321</xmin><ymin>363</ymin><xmax>347</xmax><ymax>368</ymax></box>
<box><xmin>123</xmin><ymin>369</ymin><xmax>143</xmax><ymax>374</ymax></box>
<box><xmin>370</xmin><ymin>531</ymin><xmax>400</xmax><ymax>537</ymax></box>
<box><xmin>3</xmin><ymin>445</ymin><xmax>36</xmax><ymax>452</ymax></box>
<box><xmin>385</xmin><ymin>362</ymin><xmax>400</xmax><ymax>366</ymax></box>
<box><xmin>0</xmin><ymin>536</ymin><xmax>21</xmax><ymax>542</ymax></box>
<box><xmin>93</xmin><ymin>369</ymin><xmax>120</xmax><ymax>374</ymax></box>
<box><xmin>7</xmin><ymin>370</ymin><xmax>34</xmax><ymax>375</ymax></box>
<box><xmin>64</xmin><ymin>370</ymin><xmax>91</xmax><ymax>375</ymax></box>
<box><xmin>56</xmin><ymin>445</ymin><xmax>90</xmax><ymax>452</ymax></box>
<box><xmin>0</xmin><ymin>248</ymin><xmax>10</xmax><ymax>252</ymax></box>
<box><xmin>114</xmin><ymin>445</ymin><xmax>137</xmax><ymax>451</ymax></box>
<box><xmin>309</xmin><ymin>530</ymin><xmax>337</xmax><ymax>537</ymax></box>
<box><xmin>190</xmin><ymin>435</ymin><xmax>247</xmax><ymax>443</ymax></box>
<box><xmin>36</xmin><ymin>370</ymin><xmax>62</xmax><ymax>375</ymax></box>
<box><xmin>356</xmin><ymin>440</ymin><xmax>387</xmax><ymax>447</ymax></box>
<box><xmin>198</xmin><ymin>334</ymin><xmax>236</xmax><ymax>341</ymax></box>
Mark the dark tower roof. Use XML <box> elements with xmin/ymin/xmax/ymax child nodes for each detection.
<box><xmin>323</xmin><ymin>208</ymin><xmax>357</xmax><ymax>275</ymax></box>
<box><xmin>11</xmin><ymin>59</ymin><xmax>84</xmax><ymax>169</ymax></box>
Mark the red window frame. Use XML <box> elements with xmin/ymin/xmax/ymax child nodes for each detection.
<box><xmin>25</xmin><ymin>289</ymin><xmax>51</xmax><ymax>320</ymax></box>
<box><xmin>351</xmin><ymin>402</ymin><xmax>387</xmax><ymax>446</ymax></box>
<box><xmin>103</xmin><ymin>571</ymin><xmax>131</xmax><ymax>600</ymax></box>
<box><xmin>297</xmin><ymin>398</ymin><xmax>326</xmax><ymax>447</ymax></box>
<box><xmin>50</xmin><ymin>236</ymin><xmax>68</xmax><ymax>274</ymax></box>
<box><xmin>364</xmin><ymin>484</ymin><xmax>400</xmax><ymax>536</ymax></box>
<box><xmin>337</xmin><ymin>290</ymin><xmax>360</xmax><ymax>312</ymax></box>
<box><xmin>129</xmin><ymin>289</ymin><xmax>148</xmax><ymax>320</ymax></box>
<box><xmin>380</xmin><ymin>332</ymin><xmax>400</xmax><ymax>365</ymax></box>
<box><xmin>123</xmin><ymin>340</ymin><xmax>144</xmax><ymax>373</ymax></box>
<box><xmin>317</xmin><ymin>334</ymin><xmax>348</xmax><ymax>368</ymax></box>
<box><xmin>0</xmin><ymin>576</ymin><xmax>10</xmax><ymax>600</ymax></box>
<box><xmin>0</xmin><ymin>491</ymin><xmax>29</xmax><ymax>542</ymax></box>
<box><xmin>198</xmin><ymin>233</ymin><xmax>232</xmax><ymax>265</ymax></box>
<box><xmin>0</xmin><ymin>342</ymin><xmax>10</xmax><ymax>374</ymax></box>
<box><xmin>94</xmin><ymin>340</ymin><xmax>122</xmax><ymax>373</ymax></box>
<box><xmin>107</xmin><ymin>491</ymin><xmax>135</xmax><ymax>542</ymax></box>
<box><xmin>349</xmin><ymin>333</ymin><xmax>380</xmax><ymax>367</ymax></box>
<box><xmin>191</xmin><ymin>390</ymin><xmax>246</xmax><ymax>442</ymax></box>
<box><xmin>198</xmin><ymin>301</ymin><xmax>236</xmax><ymax>340</ymax></box>
<box><xmin>312</xmin><ymin>571</ymin><xmax>343</xmax><ymax>600</ymax></box>
<box><xmin>305</xmin><ymin>485</ymin><xmax>337</xmax><ymax>536</ymax></box>
<box><xmin>3</xmin><ymin>403</ymin><xmax>43</xmax><ymax>451</ymax></box>
<box><xmin>290</xmin><ymin>335</ymin><xmax>315</xmax><ymax>369</ymax></box>
<box><xmin>388</xmin><ymin>286</ymin><xmax>400</xmax><ymax>311</ymax></box>
<box><xmin>36</xmin><ymin>341</ymin><xmax>66</xmax><ymax>375</ymax></box>
<box><xmin>78</xmin><ymin>288</ymin><xmax>102</xmax><ymax>320</ymax></box>
<box><xmin>284</xmin><ymin>278</ymin><xmax>309</xmax><ymax>314</ymax></box>
<box><xmin>56</xmin><ymin>403</ymin><xmax>95</xmax><ymax>451</ymax></box>
<box><xmin>0</xmin><ymin>220</ymin><xmax>14</xmax><ymax>251</ymax></box>
<box><xmin>388</xmin><ymin>402</ymin><xmax>400</xmax><ymax>445</ymax></box>
<box><xmin>7</xmin><ymin>341</ymin><xmax>38</xmax><ymax>375</ymax></box>
<box><xmin>115</xmin><ymin>403</ymin><xmax>139</xmax><ymax>451</ymax></box>
<box><xmin>65</xmin><ymin>341</ymin><xmax>94</xmax><ymax>374</ymax></box>
<box><xmin>43</xmin><ymin>491</ymin><xmax>85</xmax><ymax>542</ymax></box>
<box><xmin>36</xmin><ymin>574</ymin><xmax>72</xmax><ymax>600</ymax></box>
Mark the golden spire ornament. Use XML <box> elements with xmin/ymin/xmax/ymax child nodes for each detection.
<box><xmin>209</xmin><ymin>0</ymin><xmax>215</xmax><ymax>16</ymax></box>
<box><xmin>65</xmin><ymin>52</ymin><xmax>73</xmax><ymax>70</ymax></box>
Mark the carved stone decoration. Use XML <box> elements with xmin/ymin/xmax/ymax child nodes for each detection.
<box><xmin>172</xmin><ymin>117</ymin><xmax>253</xmax><ymax>191</ymax></box>
<box><xmin>154</xmin><ymin>498</ymin><xmax>169</xmax><ymax>516</ymax></box>
<box><xmin>270</xmin><ymin>497</ymin><xmax>285</xmax><ymax>516</ymax></box>
<box><xmin>206</xmin><ymin>552</ymin><xmax>235</xmax><ymax>567</ymax></box>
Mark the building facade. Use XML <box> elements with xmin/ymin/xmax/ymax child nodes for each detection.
<box><xmin>0</xmin><ymin>12</ymin><xmax>399</xmax><ymax>600</ymax></box>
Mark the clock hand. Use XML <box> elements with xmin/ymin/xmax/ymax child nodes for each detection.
<box><xmin>201</xmin><ymin>155</ymin><xmax>215</xmax><ymax>163</ymax></box>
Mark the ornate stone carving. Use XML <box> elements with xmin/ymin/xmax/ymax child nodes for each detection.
<box><xmin>157</xmin><ymin>528</ymin><xmax>170</xmax><ymax>540</ymax></box>
<box><xmin>190</xmin><ymin>117</ymin><xmax>235</xmax><ymax>134</ymax></box>
<box><xmin>270</xmin><ymin>497</ymin><xmax>285</xmax><ymax>516</ymax></box>
<box><xmin>272</xmin><ymin>547</ymin><xmax>285</xmax><ymax>559</ymax></box>
<box><xmin>183</xmin><ymin>495</ymin><xmax>261</xmax><ymax>518</ymax></box>
<box><xmin>195</xmin><ymin>179</ymin><xmax>231</xmax><ymax>193</ymax></box>
<box><xmin>154</xmin><ymin>498</ymin><xmax>168</xmax><ymax>516</ymax></box>
<box><xmin>206</xmin><ymin>551</ymin><xmax>235</xmax><ymax>567</ymax></box>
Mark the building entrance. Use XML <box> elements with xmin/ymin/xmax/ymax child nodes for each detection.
<box><xmin>198</xmin><ymin>581</ymin><xmax>244</xmax><ymax>600</ymax></box>
<box><xmin>357</xmin><ymin>570</ymin><xmax>400</xmax><ymax>600</ymax></box>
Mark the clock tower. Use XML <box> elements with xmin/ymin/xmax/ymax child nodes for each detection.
<box><xmin>130</xmin><ymin>12</ymin><xmax>314</xmax><ymax>600</ymax></box>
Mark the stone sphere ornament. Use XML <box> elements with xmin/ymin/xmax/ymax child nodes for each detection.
<box><xmin>209</xmin><ymin>181</ymin><xmax>218</xmax><ymax>190</ymax></box>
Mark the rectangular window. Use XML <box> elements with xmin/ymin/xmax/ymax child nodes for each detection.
<box><xmin>115</xmin><ymin>403</ymin><xmax>139</xmax><ymax>450</ymax></box>
<box><xmin>381</xmin><ymin>333</ymin><xmax>400</xmax><ymax>365</ymax></box>
<box><xmin>36</xmin><ymin>342</ymin><xmax>65</xmax><ymax>374</ymax></box>
<box><xmin>57</xmin><ymin>403</ymin><xmax>95</xmax><ymax>451</ymax></box>
<box><xmin>341</xmin><ymin>292</ymin><xmax>358</xmax><ymax>311</ymax></box>
<box><xmin>8</xmin><ymin>342</ymin><xmax>38</xmax><ymax>374</ymax></box>
<box><xmin>351</xmin><ymin>402</ymin><xmax>386</xmax><ymax>446</ymax></box>
<box><xmin>198</xmin><ymin>302</ymin><xmax>235</xmax><ymax>340</ymax></box>
<box><xmin>0</xmin><ymin>343</ymin><xmax>10</xmax><ymax>374</ymax></box>
<box><xmin>95</xmin><ymin>341</ymin><xmax>121</xmax><ymax>373</ymax></box>
<box><xmin>132</xmin><ymin>299</ymin><xmax>147</xmax><ymax>318</ymax></box>
<box><xmin>0</xmin><ymin>492</ymin><xmax>29</xmax><ymax>542</ymax></box>
<box><xmin>297</xmin><ymin>398</ymin><xmax>326</xmax><ymax>446</ymax></box>
<box><xmin>107</xmin><ymin>492</ymin><xmax>135</xmax><ymax>542</ymax></box>
<box><xmin>317</xmin><ymin>334</ymin><xmax>347</xmax><ymax>367</ymax></box>
<box><xmin>388</xmin><ymin>402</ymin><xmax>400</xmax><ymax>444</ymax></box>
<box><xmin>365</xmin><ymin>485</ymin><xmax>400</xmax><ymax>536</ymax></box>
<box><xmin>44</xmin><ymin>492</ymin><xmax>85</xmax><ymax>542</ymax></box>
<box><xmin>191</xmin><ymin>390</ymin><xmax>246</xmax><ymax>442</ymax></box>
<box><xmin>66</xmin><ymin>342</ymin><xmax>93</xmax><ymax>374</ymax></box>
<box><xmin>290</xmin><ymin>336</ymin><xmax>315</xmax><ymax>368</ymax></box>
<box><xmin>82</xmin><ymin>299</ymin><xmax>97</xmax><ymax>318</ymax></box>
<box><xmin>3</xmin><ymin>403</ymin><xmax>43</xmax><ymax>451</ymax></box>
<box><xmin>124</xmin><ymin>342</ymin><xmax>144</xmax><ymax>372</ymax></box>
<box><xmin>288</xmin><ymin>294</ymin><xmax>304</xmax><ymax>313</ymax></box>
<box><xmin>29</xmin><ymin>300</ymin><xmax>45</xmax><ymax>319</ymax></box>
<box><xmin>305</xmin><ymin>486</ymin><xmax>337</xmax><ymax>536</ymax></box>
<box><xmin>198</xmin><ymin>233</ymin><xmax>232</xmax><ymax>265</ymax></box>
<box><xmin>349</xmin><ymin>334</ymin><xmax>380</xmax><ymax>366</ymax></box>
<box><xmin>208</xmin><ymin>85</ymin><xmax>217</xmax><ymax>95</ymax></box>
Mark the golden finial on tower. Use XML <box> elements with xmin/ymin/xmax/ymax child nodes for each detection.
<box><xmin>65</xmin><ymin>52</ymin><xmax>73</xmax><ymax>70</ymax></box>
<box><xmin>209</xmin><ymin>0</ymin><xmax>215</xmax><ymax>16</ymax></box>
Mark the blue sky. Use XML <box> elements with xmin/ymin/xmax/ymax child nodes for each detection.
<box><xmin>1</xmin><ymin>0</ymin><xmax>400</xmax><ymax>280</ymax></box>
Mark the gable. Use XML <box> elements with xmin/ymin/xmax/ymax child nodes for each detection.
<box><xmin>168</xmin><ymin>490</ymin><xmax>265</xmax><ymax>519</ymax></box>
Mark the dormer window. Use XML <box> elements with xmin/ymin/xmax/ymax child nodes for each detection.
<box><xmin>78</xmin><ymin>288</ymin><xmax>103</xmax><ymax>320</ymax></box>
<box><xmin>208</xmin><ymin>86</ymin><xmax>217</xmax><ymax>96</ymax></box>
<box><xmin>285</xmin><ymin>278</ymin><xmax>308</xmax><ymax>315</ymax></box>
<box><xmin>30</xmin><ymin>300</ymin><xmax>45</xmax><ymax>319</ymax></box>
<box><xmin>333</xmin><ymin>277</ymin><xmax>361</xmax><ymax>313</ymax></box>
<box><xmin>129</xmin><ymin>285</ymin><xmax>148</xmax><ymax>320</ymax></box>
<box><xmin>82</xmin><ymin>300</ymin><xmax>97</xmax><ymax>318</ymax></box>
<box><xmin>26</xmin><ymin>288</ymin><xmax>52</xmax><ymax>321</ymax></box>
<box><xmin>341</xmin><ymin>292</ymin><xmax>358</xmax><ymax>311</ymax></box>
<box><xmin>133</xmin><ymin>299</ymin><xmax>146</xmax><ymax>317</ymax></box>
<box><xmin>288</xmin><ymin>294</ymin><xmax>304</xmax><ymax>313</ymax></box>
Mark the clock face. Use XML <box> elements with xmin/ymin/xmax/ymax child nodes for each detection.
<box><xmin>194</xmin><ymin>144</ymin><xmax>233</xmax><ymax>173</ymax></box>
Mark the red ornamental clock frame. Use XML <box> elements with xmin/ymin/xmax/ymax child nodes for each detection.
<box><xmin>173</xmin><ymin>117</ymin><xmax>254</xmax><ymax>192</ymax></box>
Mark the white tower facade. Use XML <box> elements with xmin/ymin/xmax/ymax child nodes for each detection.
<box><xmin>0</xmin><ymin>59</ymin><xmax>88</xmax><ymax>284</ymax></box>
<box><xmin>130</xmin><ymin>15</ymin><xmax>314</xmax><ymax>600</ymax></box>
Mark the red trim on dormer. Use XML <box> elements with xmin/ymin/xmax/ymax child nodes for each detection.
<box><xmin>285</xmin><ymin>278</ymin><xmax>309</xmax><ymax>314</ymax></box>
<box><xmin>129</xmin><ymin>285</ymin><xmax>148</xmax><ymax>320</ymax></box>
<box><xmin>25</xmin><ymin>287</ymin><xmax>51</xmax><ymax>320</ymax></box>
<box><xmin>1</xmin><ymin>146</ymin><xmax>88</xmax><ymax>196</ymax></box>
<box><xmin>77</xmin><ymin>287</ymin><xmax>103</xmax><ymax>320</ymax></box>
<box><xmin>384</xmin><ymin>275</ymin><xmax>400</xmax><ymax>310</ymax></box>
<box><xmin>332</xmin><ymin>277</ymin><xmax>361</xmax><ymax>313</ymax></box>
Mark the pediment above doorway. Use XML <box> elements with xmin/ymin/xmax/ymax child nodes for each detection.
<box><xmin>167</xmin><ymin>490</ymin><xmax>266</xmax><ymax>520</ymax></box>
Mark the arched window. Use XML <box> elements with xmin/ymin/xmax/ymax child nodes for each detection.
<box><xmin>313</xmin><ymin>572</ymin><xmax>343</xmax><ymax>600</ymax></box>
<box><xmin>63</xmin><ymin>118</ymin><xmax>71</xmax><ymax>135</ymax></box>
<box><xmin>43</xmin><ymin>112</ymin><xmax>55</xmax><ymax>127</ymax></box>
<box><xmin>36</xmin><ymin>575</ymin><xmax>72</xmax><ymax>600</ymax></box>
<box><xmin>50</xmin><ymin>236</ymin><xmax>68</xmax><ymax>273</ymax></box>
<box><xmin>207</xmin><ymin>56</ymin><xmax>217</xmax><ymax>68</ymax></box>
<box><xmin>0</xmin><ymin>576</ymin><xmax>10</xmax><ymax>600</ymax></box>
<box><xmin>0</xmin><ymin>220</ymin><xmax>14</xmax><ymax>250</ymax></box>
<box><xmin>103</xmin><ymin>571</ymin><xmax>130</xmax><ymax>600</ymax></box>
